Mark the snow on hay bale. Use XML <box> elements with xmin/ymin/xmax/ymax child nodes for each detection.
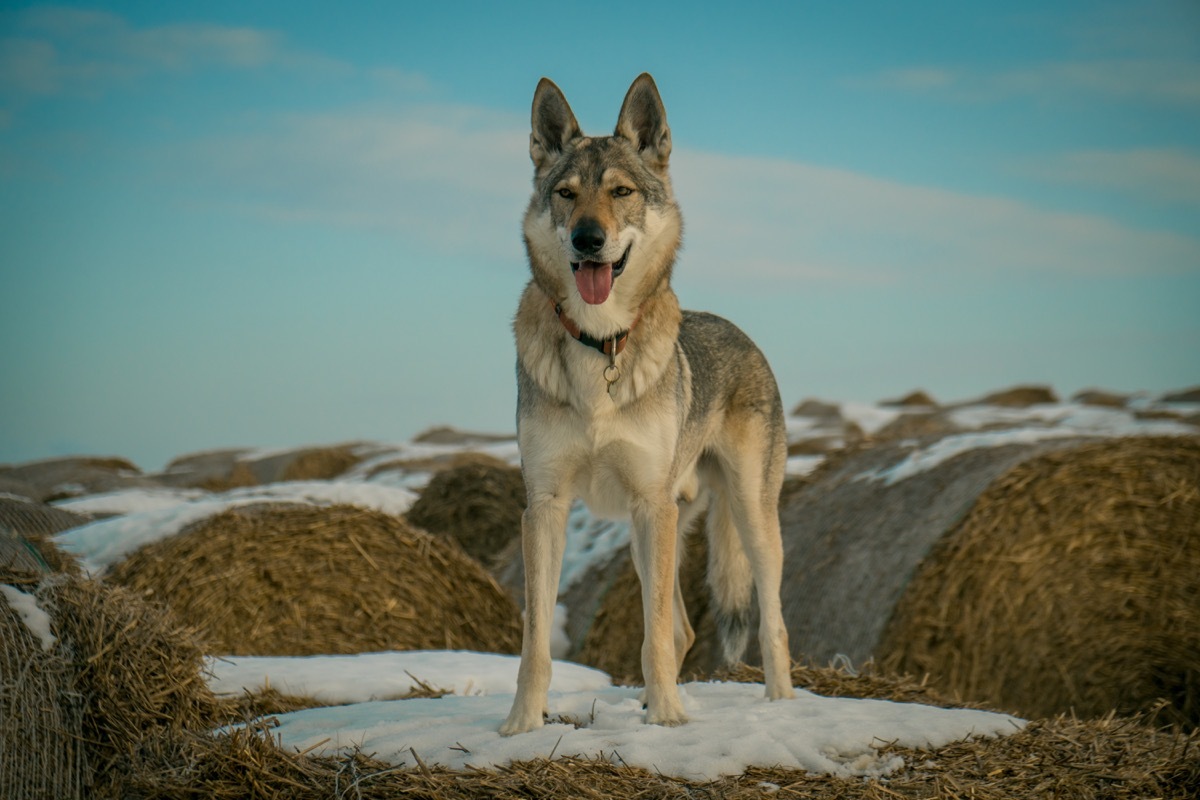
<box><xmin>104</xmin><ymin>503</ymin><xmax>522</xmax><ymax>656</ymax></box>
<box><xmin>878</xmin><ymin>436</ymin><xmax>1200</xmax><ymax>728</ymax></box>
<box><xmin>404</xmin><ymin>455</ymin><xmax>526</xmax><ymax>569</ymax></box>
<box><xmin>1</xmin><ymin>571</ymin><xmax>217</xmax><ymax>798</ymax></box>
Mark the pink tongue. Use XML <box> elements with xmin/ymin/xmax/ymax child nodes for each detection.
<box><xmin>575</xmin><ymin>262</ymin><xmax>613</xmax><ymax>305</ymax></box>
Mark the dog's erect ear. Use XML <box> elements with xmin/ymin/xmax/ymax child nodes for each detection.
<box><xmin>615</xmin><ymin>73</ymin><xmax>671</xmax><ymax>171</ymax></box>
<box><xmin>530</xmin><ymin>78</ymin><xmax>582</xmax><ymax>173</ymax></box>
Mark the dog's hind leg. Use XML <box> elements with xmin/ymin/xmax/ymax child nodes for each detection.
<box><xmin>670</xmin><ymin>490</ymin><xmax>708</xmax><ymax>672</ymax></box>
<box><xmin>630</xmin><ymin>494</ymin><xmax>689</xmax><ymax>726</ymax></box>
<box><xmin>704</xmin><ymin>483</ymin><xmax>754</xmax><ymax>665</ymax></box>
<box><xmin>720</xmin><ymin>444</ymin><xmax>795</xmax><ymax>701</ymax></box>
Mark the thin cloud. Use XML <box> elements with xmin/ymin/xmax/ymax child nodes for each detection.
<box><xmin>848</xmin><ymin>4</ymin><xmax>1200</xmax><ymax>107</ymax></box>
<box><xmin>0</xmin><ymin>7</ymin><xmax>345</xmax><ymax>98</ymax></box>
<box><xmin>672</xmin><ymin>150</ymin><xmax>1200</xmax><ymax>285</ymax></box>
<box><xmin>165</xmin><ymin>106</ymin><xmax>530</xmax><ymax>257</ymax></box>
<box><xmin>161</xmin><ymin>106</ymin><xmax>1200</xmax><ymax>283</ymax></box>
<box><xmin>1022</xmin><ymin>148</ymin><xmax>1200</xmax><ymax>207</ymax></box>
<box><xmin>849</xmin><ymin>59</ymin><xmax>1200</xmax><ymax>106</ymax></box>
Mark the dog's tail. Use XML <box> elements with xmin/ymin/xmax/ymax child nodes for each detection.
<box><xmin>705</xmin><ymin>490</ymin><xmax>754</xmax><ymax>664</ymax></box>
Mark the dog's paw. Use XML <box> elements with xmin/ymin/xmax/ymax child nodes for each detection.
<box><xmin>499</xmin><ymin>706</ymin><xmax>545</xmax><ymax>736</ymax></box>
<box><xmin>767</xmin><ymin>684</ymin><xmax>796</xmax><ymax>701</ymax></box>
<box><xmin>643</xmin><ymin>686</ymin><xmax>689</xmax><ymax>727</ymax></box>
<box><xmin>645</xmin><ymin>704</ymin><xmax>689</xmax><ymax>727</ymax></box>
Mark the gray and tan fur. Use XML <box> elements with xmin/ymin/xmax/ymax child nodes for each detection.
<box><xmin>501</xmin><ymin>73</ymin><xmax>794</xmax><ymax>735</ymax></box>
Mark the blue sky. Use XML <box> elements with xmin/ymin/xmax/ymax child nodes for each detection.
<box><xmin>2</xmin><ymin>1</ymin><xmax>1198</xmax><ymax>469</ymax></box>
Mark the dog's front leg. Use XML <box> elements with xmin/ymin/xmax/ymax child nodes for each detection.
<box><xmin>500</xmin><ymin>493</ymin><xmax>569</xmax><ymax>735</ymax></box>
<box><xmin>631</xmin><ymin>496</ymin><xmax>688</xmax><ymax>726</ymax></box>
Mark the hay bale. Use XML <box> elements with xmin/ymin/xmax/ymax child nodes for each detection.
<box><xmin>790</xmin><ymin>398</ymin><xmax>841</xmax><ymax>418</ymax></box>
<box><xmin>1072</xmin><ymin>387</ymin><xmax>1130</xmax><ymax>408</ymax></box>
<box><xmin>970</xmin><ymin>384</ymin><xmax>1059</xmax><ymax>407</ymax></box>
<box><xmin>878</xmin><ymin>436</ymin><xmax>1200</xmax><ymax>727</ymax></box>
<box><xmin>872</xmin><ymin>411</ymin><xmax>960</xmax><ymax>443</ymax></box>
<box><xmin>411</xmin><ymin>426</ymin><xmax>515</xmax><ymax>446</ymax></box>
<box><xmin>1</xmin><ymin>572</ymin><xmax>217</xmax><ymax>799</ymax></box>
<box><xmin>240</xmin><ymin>444</ymin><xmax>365</xmax><ymax>484</ymax></box>
<box><xmin>1</xmin><ymin>575</ymin><xmax>86</xmax><ymax>800</ymax></box>
<box><xmin>775</xmin><ymin>435</ymin><xmax>1090</xmax><ymax>668</ymax></box>
<box><xmin>404</xmin><ymin>456</ymin><xmax>525</xmax><ymax>568</ymax></box>
<box><xmin>158</xmin><ymin>448</ymin><xmax>258</xmax><ymax>491</ymax></box>
<box><xmin>0</xmin><ymin>496</ymin><xmax>89</xmax><ymax>573</ymax></box>
<box><xmin>0</xmin><ymin>455</ymin><xmax>151</xmax><ymax>502</ymax></box>
<box><xmin>1162</xmin><ymin>385</ymin><xmax>1200</xmax><ymax>403</ymax></box>
<box><xmin>46</xmin><ymin>576</ymin><xmax>219</xmax><ymax>795</ymax></box>
<box><xmin>880</xmin><ymin>389</ymin><xmax>938</xmax><ymax>408</ymax></box>
<box><xmin>106</xmin><ymin>504</ymin><xmax>521</xmax><ymax>656</ymax></box>
<box><xmin>277</xmin><ymin>445</ymin><xmax>363</xmax><ymax>481</ymax></box>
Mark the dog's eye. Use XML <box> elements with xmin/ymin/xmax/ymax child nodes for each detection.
<box><xmin>556</xmin><ymin>188</ymin><xmax>575</xmax><ymax>200</ymax></box>
<box><xmin>613</xmin><ymin>186</ymin><xmax>634</xmax><ymax>198</ymax></box>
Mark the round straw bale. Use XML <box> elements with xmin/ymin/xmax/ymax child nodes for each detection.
<box><xmin>970</xmin><ymin>384</ymin><xmax>1059</xmax><ymax>407</ymax></box>
<box><xmin>0</xmin><ymin>572</ymin><xmax>216</xmax><ymax>797</ymax></box>
<box><xmin>235</xmin><ymin>444</ymin><xmax>365</xmax><ymax>484</ymax></box>
<box><xmin>158</xmin><ymin>448</ymin><xmax>258</xmax><ymax>491</ymax></box>
<box><xmin>412</xmin><ymin>426</ymin><xmax>515</xmax><ymax>446</ymax></box>
<box><xmin>790</xmin><ymin>398</ymin><xmax>842</xmax><ymax>419</ymax></box>
<box><xmin>775</xmin><ymin>435</ymin><xmax>1090</xmax><ymax>669</ymax></box>
<box><xmin>880</xmin><ymin>389</ymin><xmax>938</xmax><ymax>408</ymax></box>
<box><xmin>0</xmin><ymin>496</ymin><xmax>89</xmax><ymax>573</ymax></box>
<box><xmin>872</xmin><ymin>411</ymin><xmax>961</xmax><ymax>443</ymax></box>
<box><xmin>42</xmin><ymin>575</ymin><xmax>219</xmax><ymax>794</ymax></box>
<box><xmin>0</xmin><ymin>455</ymin><xmax>151</xmax><ymax>502</ymax></box>
<box><xmin>1071</xmin><ymin>388</ymin><xmax>1129</xmax><ymax>408</ymax></box>
<box><xmin>1</xmin><ymin>575</ymin><xmax>87</xmax><ymax>799</ymax></box>
<box><xmin>878</xmin><ymin>436</ymin><xmax>1200</xmax><ymax>727</ymax></box>
<box><xmin>1162</xmin><ymin>385</ymin><xmax>1200</xmax><ymax>403</ymax></box>
<box><xmin>404</xmin><ymin>456</ymin><xmax>525</xmax><ymax>567</ymax></box>
<box><xmin>106</xmin><ymin>504</ymin><xmax>521</xmax><ymax>656</ymax></box>
<box><xmin>278</xmin><ymin>445</ymin><xmax>363</xmax><ymax>481</ymax></box>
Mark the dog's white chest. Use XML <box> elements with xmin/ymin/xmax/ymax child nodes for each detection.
<box><xmin>566</xmin><ymin>402</ymin><xmax>677</xmax><ymax>520</ymax></box>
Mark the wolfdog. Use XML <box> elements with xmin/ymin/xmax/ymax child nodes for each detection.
<box><xmin>501</xmin><ymin>73</ymin><xmax>795</xmax><ymax>735</ymax></box>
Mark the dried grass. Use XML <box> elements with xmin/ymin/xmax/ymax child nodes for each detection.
<box><xmin>105</xmin><ymin>503</ymin><xmax>522</xmax><ymax>656</ymax></box>
<box><xmin>879</xmin><ymin>436</ymin><xmax>1200</xmax><ymax>729</ymax></box>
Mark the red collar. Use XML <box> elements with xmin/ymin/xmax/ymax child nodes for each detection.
<box><xmin>551</xmin><ymin>299</ymin><xmax>641</xmax><ymax>356</ymax></box>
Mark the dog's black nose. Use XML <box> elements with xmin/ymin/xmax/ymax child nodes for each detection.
<box><xmin>571</xmin><ymin>220</ymin><xmax>606</xmax><ymax>256</ymax></box>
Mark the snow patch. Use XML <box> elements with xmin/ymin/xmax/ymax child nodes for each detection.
<box><xmin>259</xmin><ymin>673</ymin><xmax>1024</xmax><ymax>781</ymax></box>
<box><xmin>52</xmin><ymin>480</ymin><xmax>418</xmax><ymax>575</ymax></box>
<box><xmin>208</xmin><ymin>650</ymin><xmax>609</xmax><ymax>704</ymax></box>
<box><xmin>0</xmin><ymin>584</ymin><xmax>57</xmax><ymax>651</ymax></box>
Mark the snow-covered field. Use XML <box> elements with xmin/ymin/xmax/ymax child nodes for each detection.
<box><xmin>22</xmin><ymin>389</ymin><xmax>1196</xmax><ymax>780</ymax></box>
<box><xmin>210</xmin><ymin>650</ymin><xmax>1023</xmax><ymax>781</ymax></box>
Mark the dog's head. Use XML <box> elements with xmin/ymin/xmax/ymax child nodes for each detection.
<box><xmin>523</xmin><ymin>74</ymin><xmax>682</xmax><ymax>325</ymax></box>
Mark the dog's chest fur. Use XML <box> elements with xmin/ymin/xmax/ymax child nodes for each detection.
<box><xmin>514</xmin><ymin>286</ymin><xmax>698</xmax><ymax>520</ymax></box>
